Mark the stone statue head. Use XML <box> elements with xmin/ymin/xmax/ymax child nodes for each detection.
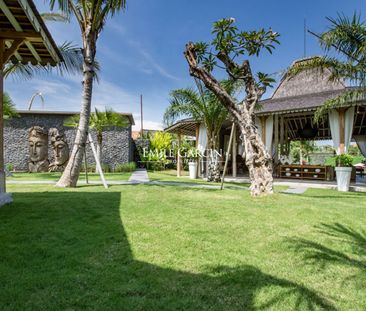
<box><xmin>28</xmin><ymin>126</ymin><xmax>48</xmax><ymax>163</ymax></box>
<box><xmin>49</xmin><ymin>128</ymin><xmax>69</xmax><ymax>167</ymax></box>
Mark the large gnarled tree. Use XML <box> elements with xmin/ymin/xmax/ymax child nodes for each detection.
<box><xmin>184</xmin><ymin>18</ymin><xmax>279</xmax><ymax>196</ymax></box>
<box><xmin>50</xmin><ymin>0</ymin><xmax>127</xmax><ymax>187</ymax></box>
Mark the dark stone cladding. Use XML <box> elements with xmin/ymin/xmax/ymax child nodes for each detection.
<box><xmin>4</xmin><ymin>112</ymin><xmax>133</xmax><ymax>171</ymax></box>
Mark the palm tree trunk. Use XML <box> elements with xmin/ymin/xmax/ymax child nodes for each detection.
<box><xmin>57</xmin><ymin>30</ymin><xmax>96</xmax><ymax>187</ymax></box>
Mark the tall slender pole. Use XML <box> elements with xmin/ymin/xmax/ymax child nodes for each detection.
<box><xmin>220</xmin><ymin>123</ymin><xmax>235</xmax><ymax>190</ymax></box>
<box><xmin>0</xmin><ymin>39</ymin><xmax>5</xmax><ymax>193</ymax></box>
<box><xmin>88</xmin><ymin>133</ymin><xmax>108</xmax><ymax>189</ymax></box>
<box><xmin>304</xmin><ymin>18</ymin><xmax>307</xmax><ymax>58</ymax></box>
<box><xmin>140</xmin><ymin>94</ymin><xmax>143</xmax><ymax>138</ymax></box>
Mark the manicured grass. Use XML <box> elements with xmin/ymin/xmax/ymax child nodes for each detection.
<box><xmin>6</xmin><ymin>171</ymin><xmax>132</xmax><ymax>182</ymax></box>
<box><xmin>1</xmin><ymin>183</ymin><xmax>365</xmax><ymax>310</ymax></box>
<box><xmin>148</xmin><ymin>169</ymin><xmax>251</xmax><ymax>188</ymax></box>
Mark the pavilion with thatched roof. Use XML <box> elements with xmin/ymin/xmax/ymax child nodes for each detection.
<box><xmin>0</xmin><ymin>0</ymin><xmax>62</xmax><ymax>205</ymax></box>
<box><xmin>165</xmin><ymin>57</ymin><xmax>366</xmax><ymax>181</ymax></box>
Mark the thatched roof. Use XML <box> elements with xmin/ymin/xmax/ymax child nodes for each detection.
<box><xmin>256</xmin><ymin>57</ymin><xmax>353</xmax><ymax>115</ymax></box>
<box><xmin>256</xmin><ymin>88</ymin><xmax>352</xmax><ymax>116</ymax></box>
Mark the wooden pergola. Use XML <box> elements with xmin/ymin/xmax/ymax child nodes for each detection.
<box><xmin>0</xmin><ymin>0</ymin><xmax>61</xmax><ymax>202</ymax></box>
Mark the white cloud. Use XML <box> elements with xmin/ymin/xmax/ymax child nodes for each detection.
<box><xmin>132</xmin><ymin>118</ymin><xmax>164</xmax><ymax>131</ymax></box>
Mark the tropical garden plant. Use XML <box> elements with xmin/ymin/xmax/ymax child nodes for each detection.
<box><xmin>139</xmin><ymin>132</ymin><xmax>173</xmax><ymax>171</ymax></box>
<box><xmin>164</xmin><ymin>84</ymin><xmax>233</xmax><ymax>181</ymax></box>
<box><xmin>184</xmin><ymin>18</ymin><xmax>280</xmax><ymax>195</ymax></box>
<box><xmin>50</xmin><ymin>0</ymin><xmax>127</xmax><ymax>187</ymax></box>
<box><xmin>289</xmin><ymin>13</ymin><xmax>366</xmax><ymax>122</ymax></box>
<box><xmin>64</xmin><ymin>108</ymin><xmax>129</xmax><ymax>171</ymax></box>
<box><xmin>3</xmin><ymin>93</ymin><xmax>18</xmax><ymax>120</ymax></box>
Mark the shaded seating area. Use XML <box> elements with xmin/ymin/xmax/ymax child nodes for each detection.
<box><xmin>165</xmin><ymin>57</ymin><xmax>366</xmax><ymax>185</ymax></box>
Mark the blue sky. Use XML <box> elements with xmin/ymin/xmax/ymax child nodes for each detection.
<box><xmin>5</xmin><ymin>0</ymin><xmax>366</xmax><ymax>130</ymax></box>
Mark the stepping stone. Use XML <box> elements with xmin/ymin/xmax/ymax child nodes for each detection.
<box><xmin>282</xmin><ymin>186</ymin><xmax>307</xmax><ymax>194</ymax></box>
<box><xmin>128</xmin><ymin>168</ymin><xmax>150</xmax><ymax>183</ymax></box>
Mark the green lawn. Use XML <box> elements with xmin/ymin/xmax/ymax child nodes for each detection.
<box><xmin>1</xmin><ymin>183</ymin><xmax>365</xmax><ymax>310</ymax></box>
<box><xmin>6</xmin><ymin>171</ymin><xmax>132</xmax><ymax>182</ymax></box>
<box><xmin>148</xmin><ymin>169</ymin><xmax>251</xmax><ymax>188</ymax></box>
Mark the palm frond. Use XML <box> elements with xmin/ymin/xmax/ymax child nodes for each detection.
<box><xmin>41</xmin><ymin>12</ymin><xmax>70</xmax><ymax>22</ymax></box>
<box><xmin>3</xmin><ymin>93</ymin><xmax>18</xmax><ymax>119</ymax></box>
<box><xmin>314</xmin><ymin>88</ymin><xmax>366</xmax><ymax>122</ymax></box>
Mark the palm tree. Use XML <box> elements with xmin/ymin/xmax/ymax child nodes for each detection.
<box><xmin>290</xmin><ymin>13</ymin><xmax>366</xmax><ymax>122</ymax></box>
<box><xmin>164</xmin><ymin>83</ymin><xmax>234</xmax><ymax>181</ymax></box>
<box><xmin>3</xmin><ymin>93</ymin><xmax>18</xmax><ymax>120</ymax></box>
<box><xmin>49</xmin><ymin>0</ymin><xmax>127</xmax><ymax>187</ymax></box>
<box><xmin>64</xmin><ymin>108</ymin><xmax>129</xmax><ymax>171</ymax></box>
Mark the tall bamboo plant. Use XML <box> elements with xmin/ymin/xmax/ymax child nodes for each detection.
<box><xmin>48</xmin><ymin>0</ymin><xmax>127</xmax><ymax>187</ymax></box>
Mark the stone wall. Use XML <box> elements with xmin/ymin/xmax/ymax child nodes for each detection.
<box><xmin>4</xmin><ymin>112</ymin><xmax>133</xmax><ymax>171</ymax></box>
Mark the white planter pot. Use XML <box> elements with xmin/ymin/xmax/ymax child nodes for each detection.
<box><xmin>335</xmin><ymin>167</ymin><xmax>352</xmax><ymax>192</ymax></box>
<box><xmin>188</xmin><ymin>162</ymin><xmax>197</xmax><ymax>179</ymax></box>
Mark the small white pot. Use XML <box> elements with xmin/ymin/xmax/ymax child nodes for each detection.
<box><xmin>335</xmin><ymin>167</ymin><xmax>352</xmax><ymax>192</ymax></box>
<box><xmin>188</xmin><ymin>161</ymin><xmax>197</xmax><ymax>179</ymax></box>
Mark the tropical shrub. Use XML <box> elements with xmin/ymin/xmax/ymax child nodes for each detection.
<box><xmin>114</xmin><ymin>162</ymin><xmax>136</xmax><ymax>172</ymax></box>
<box><xmin>335</xmin><ymin>154</ymin><xmax>354</xmax><ymax>167</ymax></box>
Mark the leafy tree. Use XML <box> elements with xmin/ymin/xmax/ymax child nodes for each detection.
<box><xmin>184</xmin><ymin>18</ymin><xmax>280</xmax><ymax>196</ymax></box>
<box><xmin>164</xmin><ymin>83</ymin><xmax>235</xmax><ymax>181</ymax></box>
<box><xmin>289</xmin><ymin>13</ymin><xmax>366</xmax><ymax>122</ymax></box>
<box><xmin>165</xmin><ymin>84</ymin><xmax>232</xmax><ymax>152</ymax></box>
<box><xmin>48</xmin><ymin>0</ymin><xmax>127</xmax><ymax>187</ymax></box>
<box><xmin>64</xmin><ymin>108</ymin><xmax>129</xmax><ymax>171</ymax></box>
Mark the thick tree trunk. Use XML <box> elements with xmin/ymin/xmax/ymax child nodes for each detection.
<box><xmin>57</xmin><ymin>30</ymin><xmax>96</xmax><ymax>187</ymax></box>
<box><xmin>184</xmin><ymin>42</ymin><xmax>273</xmax><ymax>196</ymax></box>
<box><xmin>238</xmin><ymin>120</ymin><xmax>273</xmax><ymax>196</ymax></box>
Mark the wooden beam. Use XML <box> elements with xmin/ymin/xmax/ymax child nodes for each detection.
<box><xmin>3</xmin><ymin>39</ymin><xmax>24</xmax><ymax>63</ymax></box>
<box><xmin>274</xmin><ymin>114</ymin><xmax>279</xmax><ymax>165</ymax></box>
<box><xmin>177</xmin><ymin>131</ymin><xmax>182</xmax><ymax>177</ymax></box>
<box><xmin>260</xmin><ymin>116</ymin><xmax>266</xmax><ymax>144</ymax></box>
<box><xmin>0</xmin><ymin>39</ymin><xmax>5</xmax><ymax>192</ymax></box>
<box><xmin>195</xmin><ymin>123</ymin><xmax>200</xmax><ymax>177</ymax></box>
<box><xmin>338</xmin><ymin>108</ymin><xmax>346</xmax><ymax>154</ymax></box>
<box><xmin>0</xmin><ymin>30</ymin><xmax>42</xmax><ymax>41</ymax></box>
<box><xmin>280</xmin><ymin>115</ymin><xmax>284</xmax><ymax>155</ymax></box>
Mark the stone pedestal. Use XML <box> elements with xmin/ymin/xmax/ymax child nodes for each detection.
<box><xmin>0</xmin><ymin>192</ymin><xmax>12</xmax><ymax>206</ymax></box>
<box><xmin>0</xmin><ymin>171</ymin><xmax>12</xmax><ymax>207</ymax></box>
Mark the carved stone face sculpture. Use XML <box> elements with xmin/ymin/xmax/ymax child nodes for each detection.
<box><xmin>28</xmin><ymin>126</ymin><xmax>49</xmax><ymax>172</ymax></box>
<box><xmin>48</xmin><ymin>128</ymin><xmax>69</xmax><ymax>172</ymax></box>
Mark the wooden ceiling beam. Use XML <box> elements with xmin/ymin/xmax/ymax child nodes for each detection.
<box><xmin>0</xmin><ymin>30</ymin><xmax>42</xmax><ymax>41</ymax></box>
<box><xmin>3</xmin><ymin>38</ymin><xmax>24</xmax><ymax>62</ymax></box>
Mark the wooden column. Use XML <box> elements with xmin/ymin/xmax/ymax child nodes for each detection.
<box><xmin>232</xmin><ymin>124</ymin><xmax>237</xmax><ymax>177</ymax></box>
<box><xmin>260</xmin><ymin>116</ymin><xmax>266</xmax><ymax>144</ymax></box>
<box><xmin>195</xmin><ymin>123</ymin><xmax>200</xmax><ymax>177</ymax></box>
<box><xmin>177</xmin><ymin>131</ymin><xmax>182</xmax><ymax>177</ymax></box>
<box><xmin>0</xmin><ymin>39</ymin><xmax>5</xmax><ymax>193</ymax></box>
<box><xmin>338</xmin><ymin>108</ymin><xmax>346</xmax><ymax>154</ymax></box>
<box><xmin>280</xmin><ymin>116</ymin><xmax>285</xmax><ymax>156</ymax></box>
<box><xmin>274</xmin><ymin>114</ymin><xmax>279</xmax><ymax>166</ymax></box>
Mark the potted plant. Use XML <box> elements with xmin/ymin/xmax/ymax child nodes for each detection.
<box><xmin>186</xmin><ymin>147</ymin><xmax>199</xmax><ymax>179</ymax></box>
<box><xmin>335</xmin><ymin>154</ymin><xmax>354</xmax><ymax>192</ymax></box>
